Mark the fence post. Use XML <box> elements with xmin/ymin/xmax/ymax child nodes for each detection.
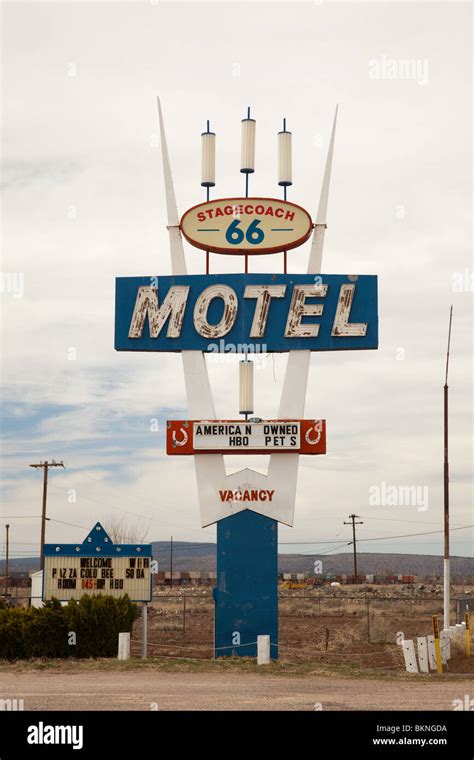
<box><xmin>257</xmin><ymin>635</ymin><xmax>270</xmax><ymax>665</ymax></box>
<box><xmin>366</xmin><ymin>598</ymin><xmax>371</xmax><ymax>642</ymax></box>
<box><xmin>402</xmin><ymin>640</ymin><xmax>418</xmax><ymax>673</ymax></box>
<box><xmin>183</xmin><ymin>594</ymin><xmax>186</xmax><ymax>640</ymax></box>
<box><xmin>432</xmin><ymin>615</ymin><xmax>443</xmax><ymax>673</ymax></box>
<box><xmin>465</xmin><ymin>612</ymin><xmax>471</xmax><ymax>656</ymax></box>
<box><xmin>141</xmin><ymin>602</ymin><xmax>147</xmax><ymax>659</ymax></box>
<box><xmin>417</xmin><ymin>637</ymin><xmax>429</xmax><ymax>673</ymax></box>
<box><xmin>440</xmin><ymin>631</ymin><xmax>450</xmax><ymax>664</ymax></box>
<box><xmin>118</xmin><ymin>632</ymin><xmax>130</xmax><ymax>661</ymax></box>
<box><xmin>427</xmin><ymin>635</ymin><xmax>437</xmax><ymax>670</ymax></box>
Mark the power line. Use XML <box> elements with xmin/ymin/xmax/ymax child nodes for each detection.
<box><xmin>47</xmin><ymin>482</ymin><xmax>205</xmax><ymax>536</ymax></box>
<box><xmin>47</xmin><ymin>517</ymin><xmax>88</xmax><ymax>530</ymax></box>
<box><xmin>356</xmin><ymin>525</ymin><xmax>473</xmax><ymax>543</ymax></box>
<box><xmin>81</xmin><ymin>470</ymin><xmax>181</xmax><ymax>518</ymax></box>
<box><xmin>277</xmin><ymin>524</ymin><xmax>473</xmax><ymax>546</ymax></box>
<box><xmin>1</xmin><ymin>516</ymin><xmax>42</xmax><ymax>519</ymax></box>
<box><xmin>308</xmin><ymin>542</ymin><xmax>351</xmax><ymax>556</ymax></box>
<box><xmin>279</xmin><ymin>539</ymin><xmax>353</xmax><ymax>545</ymax></box>
<box><xmin>357</xmin><ymin>514</ymin><xmax>460</xmax><ymax>526</ymax></box>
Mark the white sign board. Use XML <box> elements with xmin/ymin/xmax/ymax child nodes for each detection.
<box><xmin>194</xmin><ymin>422</ymin><xmax>300</xmax><ymax>450</ymax></box>
<box><xmin>43</xmin><ymin>555</ymin><xmax>152</xmax><ymax>602</ymax></box>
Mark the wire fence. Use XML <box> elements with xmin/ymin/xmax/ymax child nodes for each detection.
<box><xmin>124</xmin><ymin>592</ymin><xmax>458</xmax><ymax>667</ymax></box>
<box><xmin>4</xmin><ymin>590</ymin><xmax>462</xmax><ymax>668</ymax></box>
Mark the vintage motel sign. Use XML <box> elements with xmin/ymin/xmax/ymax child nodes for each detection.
<box><xmin>115</xmin><ymin>273</ymin><xmax>378</xmax><ymax>353</ymax></box>
<box><xmin>114</xmin><ymin>101</ymin><xmax>379</xmax><ymax>660</ymax></box>
<box><xmin>42</xmin><ymin>522</ymin><xmax>152</xmax><ymax>602</ymax></box>
<box><xmin>166</xmin><ymin>419</ymin><xmax>326</xmax><ymax>455</ymax></box>
<box><xmin>180</xmin><ymin>197</ymin><xmax>313</xmax><ymax>255</ymax></box>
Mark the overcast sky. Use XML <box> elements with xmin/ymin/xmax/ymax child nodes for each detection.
<box><xmin>1</xmin><ymin>1</ymin><xmax>472</xmax><ymax>564</ymax></box>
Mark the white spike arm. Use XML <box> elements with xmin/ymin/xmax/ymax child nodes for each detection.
<box><xmin>157</xmin><ymin>99</ymin><xmax>225</xmax><ymax>498</ymax></box>
<box><xmin>158</xmin><ymin>98</ymin><xmax>337</xmax><ymax>527</ymax></box>
<box><xmin>267</xmin><ymin>108</ymin><xmax>338</xmax><ymax>524</ymax></box>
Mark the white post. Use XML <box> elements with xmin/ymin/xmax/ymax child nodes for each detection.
<box><xmin>257</xmin><ymin>635</ymin><xmax>270</xmax><ymax>665</ymax></box>
<box><xmin>440</xmin><ymin>631</ymin><xmax>450</xmax><ymax>663</ymax></box>
<box><xmin>427</xmin><ymin>635</ymin><xmax>437</xmax><ymax>670</ymax></box>
<box><xmin>417</xmin><ymin>637</ymin><xmax>429</xmax><ymax>673</ymax></box>
<box><xmin>443</xmin><ymin>558</ymin><xmax>450</xmax><ymax>630</ymax></box>
<box><xmin>402</xmin><ymin>639</ymin><xmax>418</xmax><ymax>673</ymax></box>
<box><xmin>118</xmin><ymin>632</ymin><xmax>130</xmax><ymax>661</ymax></box>
<box><xmin>141</xmin><ymin>602</ymin><xmax>148</xmax><ymax>659</ymax></box>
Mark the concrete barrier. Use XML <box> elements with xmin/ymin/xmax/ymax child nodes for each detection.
<box><xmin>118</xmin><ymin>632</ymin><xmax>130</xmax><ymax>660</ymax></box>
<box><xmin>427</xmin><ymin>635</ymin><xmax>437</xmax><ymax>671</ymax></box>
<box><xmin>402</xmin><ymin>639</ymin><xmax>418</xmax><ymax>673</ymax></box>
<box><xmin>257</xmin><ymin>635</ymin><xmax>270</xmax><ymax>665</ymax></box>
<box><xmin>417</xmin><ymin>637</ymin><xmax>429</xmax><ymax>673</ymax></box>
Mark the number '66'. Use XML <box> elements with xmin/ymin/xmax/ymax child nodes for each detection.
<box><xmin>225</xmin><ymin>218</ymin><xmax>264</xmax><ymax>245</ymax></box>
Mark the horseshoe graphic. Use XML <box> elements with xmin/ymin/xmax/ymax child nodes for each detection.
<box><xmin>172</xmin><ymin>427</ymin><xmax>188</xmax><ymax>447</ymax></box>
<box><xmin>305</xmin><ymin>423</ymin><xmax>322</xmax><ymax>446</ymax></box>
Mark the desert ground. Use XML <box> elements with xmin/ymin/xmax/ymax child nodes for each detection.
<box><xmin>1</xmin><ymin>585</ymin><xmax>472</xmax><ymax>711</ymax></box>
<box><xmin>0</xmin><ymin>663</ymin><xmax>471</xmax><ymax>711</ymax></box>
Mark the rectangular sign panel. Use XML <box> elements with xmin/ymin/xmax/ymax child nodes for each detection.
<box><xmin>167</xmin><ymin>419</ymin><xmax>326</xmax><ymax>454</ymax></box>
<box><xmin>43</xmin><ymin>555</ymin><xmax>152</xmax><ymax>602</ymax></box>
<box><xmin>115</xmin><ymin>273</ymin><xmax>378</xmax><ymax>353</ymax></box>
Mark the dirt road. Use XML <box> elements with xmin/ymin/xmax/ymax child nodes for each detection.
<box><xmin>1</xmin><ymin>670</ymin><xmax>470</xmax><ymax>711</ymax></box>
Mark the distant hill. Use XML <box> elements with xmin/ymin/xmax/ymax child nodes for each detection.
<box><xmin>277</xmin><ymin>553</ymin><xmax>474</xmax><ymax>577</ymax></box>
<box><xmin>2</xmin><ymin>542</ymin><xmax>473</xmax><ymax>577</ymax></box>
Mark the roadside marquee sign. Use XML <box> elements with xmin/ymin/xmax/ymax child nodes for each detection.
<box><xmin>42</xmin><ymin>522</ymin><xmax>152</xmax><ymax>603</ymax></box>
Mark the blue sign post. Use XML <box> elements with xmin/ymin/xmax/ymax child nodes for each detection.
<box><xmin>213</xmin><ymin>511</ymin><xmax>278</xmax><ymax>659</ymax></box>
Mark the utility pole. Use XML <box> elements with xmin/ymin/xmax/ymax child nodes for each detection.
<box><xmin>170</xmin><ymin>535</ymin><xmax>173</xmax><ymax>589</ymax></box>
<box><xmin>4</xmin><ymin>524</ymin><xmax>10</xmax><ymax>596</ymax></box>
<box><xmin>29</xmin><ymin>461</ymin><xmax>65</xmax><ymax>571</ymax></box>
<box><xmin>443</xmin><ymin>306</ymin><xmax>453</xmax><ymax>630</ymax></box>
<box><xmin>344</xmin><ymin>514</ymin><xmax>363</xmax><ymax>584</ymax></box>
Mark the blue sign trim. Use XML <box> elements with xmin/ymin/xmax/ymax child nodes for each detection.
<box><xmin>43</xmin><ymin>521</ymin><xmax>152</xmax><ymax>558</ymax></box>
<box><xmin>115</xmin><ymin>273</ymin><xmax>378</xmax><ymax>353</ymax></box>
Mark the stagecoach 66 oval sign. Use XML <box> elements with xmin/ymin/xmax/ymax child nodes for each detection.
<box><xmin>180</xmin><ymin>197</ymin><xmax>313</xmax><ymax>255</ymax></box>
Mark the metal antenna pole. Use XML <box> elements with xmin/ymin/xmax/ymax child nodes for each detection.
<box><xmin>4</xmin><ymin>524</ymin><xmax>10</xmax><ymax>596</ymax></box>
<box><xmin>170</xmin><ymin>535</ymin><xmax>173</xmax><ymax>589</ymax></box>
<box><xmin>443</xmin><ymin>306</ymin><xmax>453</xmax><ymax>629</ymax></box>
